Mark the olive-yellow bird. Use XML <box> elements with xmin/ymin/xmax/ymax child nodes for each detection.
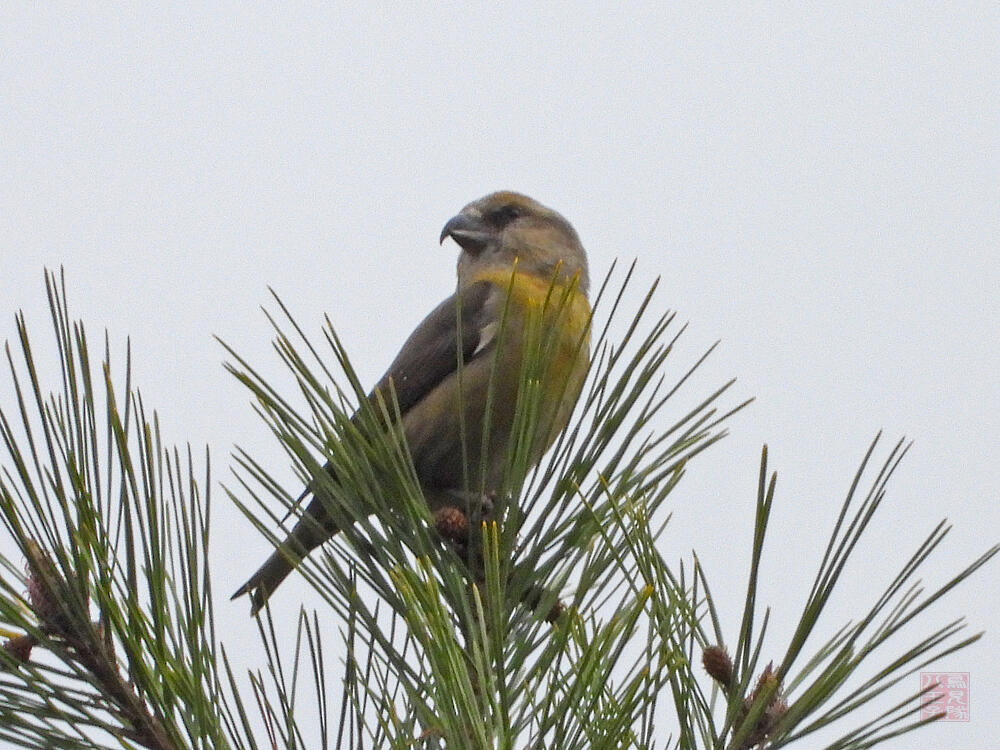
<box><xmin>233</xmin><ymin>191</ymin><xmax>591</xmax><ymax>613</ymax></box>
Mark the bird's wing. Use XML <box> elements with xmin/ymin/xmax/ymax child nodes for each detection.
<box><xmin>368</xmin><ymin>280</ymin><xmax>495</xmax><ymax>417</ymax></box>
<box><xmin>234</xmin><ymin>281</ymin><xmax>498</xmax><ymax>610</ymax></box>
<box><xmin>279</xmin><ymin>280</ymin><xmax>494</xmax><ymax>519</ymax></box>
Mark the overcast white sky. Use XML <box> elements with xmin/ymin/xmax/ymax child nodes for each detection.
<box><xmin>1</xmin><ymin>3</ymin><xmax>997</xmax><ymax>747</ymax></box>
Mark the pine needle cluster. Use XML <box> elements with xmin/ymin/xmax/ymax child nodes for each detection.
<box><xmin>0</xmin><ymin>269</ymin><xmax>993</xmax><ymax>749</ymax></box>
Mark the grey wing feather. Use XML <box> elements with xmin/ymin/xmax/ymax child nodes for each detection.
<box><xmin>281</xmin><ymin>281</ymin><xmax>493</xmax><ymax>515</ymax></box>
<box><xmin>233</xmin><ymin>281</ymin><xmax>496</xmax><ymax>611</ymax></box>
<box><xmin>369</xmin><ymin>280</ymin><xmax>493</xmax><ymax>417</ymax></box>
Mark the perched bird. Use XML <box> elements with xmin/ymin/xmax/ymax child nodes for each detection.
<box><xmin>233</xmin><ymin>191</ymin><xmax>591</xmax><ymax>613</ymax></box>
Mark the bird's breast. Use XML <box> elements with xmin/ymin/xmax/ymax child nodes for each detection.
<box><xmin>408</xmin><ymin>268</ymin><xmax>591</xmax><ymax>497</ymax></box>
<box><xmin>473</xmin><ymin>268</ymin><xmax>592</xmax><ymax>450</ymax></box>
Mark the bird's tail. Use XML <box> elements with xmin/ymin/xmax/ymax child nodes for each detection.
<box><xmin>232</xmin><ymin>549</ymin><xmax>298</xmax><ymax>615</ymax></box>
<box><xmin>232</xmin><ymin>510</ymin><xmax>334</xmax><ymax>615</ymax></box>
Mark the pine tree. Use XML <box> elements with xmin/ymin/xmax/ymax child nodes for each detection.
<box><xmin>0</xmin><ymin>269</ymin><xmax>994</xmax><ymax>749</ymax></box>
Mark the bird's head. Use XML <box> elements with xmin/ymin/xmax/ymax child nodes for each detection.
<box><xmin>440</xmin><ymin>191</ymin><xmax>589</xmax><ymax>296</ymax></box>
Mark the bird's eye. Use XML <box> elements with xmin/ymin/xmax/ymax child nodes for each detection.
<box><xmin>486</xmin><ymin>204</ymin><xmax>524</xmax><ymax>226</ymax></box>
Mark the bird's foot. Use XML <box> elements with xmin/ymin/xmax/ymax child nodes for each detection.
<box><xmin>442</xmin><ymin>489</ymin><xmax>497</xmax><ymax>522</ymax></box>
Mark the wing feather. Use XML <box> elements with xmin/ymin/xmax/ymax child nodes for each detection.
<box><xmin>369</xmin><ymin>280</ymin><xmax>494</xmax><ymax>416</ymax></box>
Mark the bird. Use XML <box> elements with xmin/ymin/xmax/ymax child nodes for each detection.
<box><xmin>233</xmin><ymin>191</ymin><xmax>592</xmax><ymax>614</ymax></box>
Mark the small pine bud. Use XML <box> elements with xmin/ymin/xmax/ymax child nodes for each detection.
<box><xmin>2</xmin><ymin>634</ymin><xmax>36</xmax><ymax>664</ymax></box>
<box><xmin>752</xmin><ymin>661</ymin><xmax>778</xmax><ymax>695</ymax></box>
<box><xmin>735</xmin><ymin>661</ymin><xmax>787</xmax><ymax>749</ymax></box>
<box><xmin>545</xmin><ymin>599</ymin><xmax>566</xmax><ymax>623</ymax></box>
<box><xmin>702</xmin><ymin>645</ymin><xmax>734</xmax><ymax>689</ymax></box>
<box><xmin>749</xmin><ymin>662</ymin><xmax>781</xmax><ymax>703</ymax></box>
<box><xmin>765</xmin><ymin>694</ymin><xmax>789</xmax><ymax>727</ymax></box>
<box><xmin>24</xmin><ymin>540</ymin><xmax>71</xmax><ymax>634</ymax></box>
<box><xmin>434</xmin><ymin>506</ymin><xmax>469</xmax><ymax>544</ymax></box>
